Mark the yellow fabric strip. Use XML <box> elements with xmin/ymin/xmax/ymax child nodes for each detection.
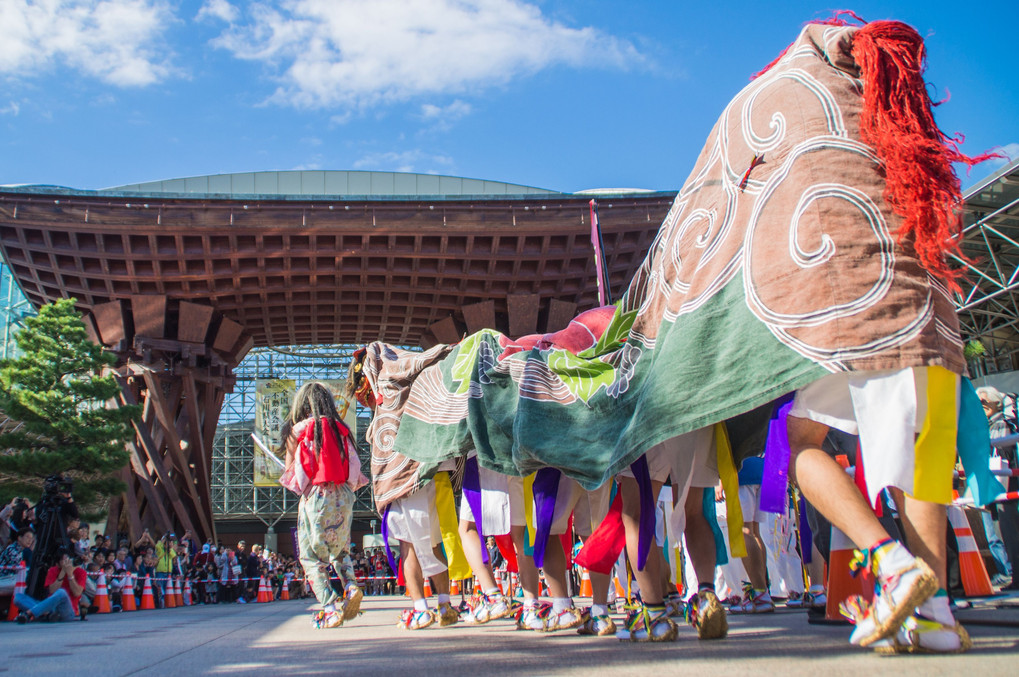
<box><xmin>524</xmin><ymin>472</ymin><xmax>536</xmax><ymax>548</ymax></box>
<box><xmin>912</xmin><ymin>366</ymin><xmax>956</xmax><ymax>505</ymax></box>
<box><xmin>433</xmin><ymin>472</ymin><xmax>472</xmax><ymax>581</ymax></box>
<box><xmin>715</xmin><ymin>422</ymin><xmax>746</xmax><ymax>558</ymax></box>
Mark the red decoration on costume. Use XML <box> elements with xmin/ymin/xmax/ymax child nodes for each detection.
<box><xmin>738</xmin><ymin>154</ymin><xmax>765</xmax><ymax>192</ymax></box>
<box><xmin>494</xmin><ymin>534</ymin><xmax>518</xmax><ymax>573</ymax></box>
<box><xmin>851</xmin><ymin>20</ymin><xmax>999</xmax><ymax>292</ymax></box>
<box><xmin>574</xmin><ymin>491</ymin><xmax>626</xmax><ymax>575</ymax></box>
<box><xmin>294</xmin><ymin>417</ymin><xmax>351</xmax><ymax>487</ymax></box>
<box><xmin>854</xmin><ymin>441</ymin><xmax>882</xmax><ymax>517</ymax></box>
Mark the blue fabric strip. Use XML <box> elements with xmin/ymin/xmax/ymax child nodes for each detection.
<box><xmin>703</xmin><ymin>488</ymin><xmax>727</xmax><ymax>566</ymax></box>
<box><xmin>958</xmin><ymin>377</ymin><xmax>1002</xmax><ymax>506</ymax></box>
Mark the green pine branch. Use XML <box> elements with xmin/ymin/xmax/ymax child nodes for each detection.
<box><xmin>0</xmin><ymin>299</ymin><xmax>140</xmax><ymax>513</ymax></box>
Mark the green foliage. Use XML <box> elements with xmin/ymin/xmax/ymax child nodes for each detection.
<box><xmin>963</xmin><ymin>339</ymin><xmax>986</xmax><ymax>360</ymax></box>
<box><xmin>0</xmin><ymin>298</ymin><xmax>139</xmax><ymax>519</ymax></box>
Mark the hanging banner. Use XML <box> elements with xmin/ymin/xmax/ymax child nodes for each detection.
<box><xmin>254</xmin><ymin>379</ymin><xmax>295</xmax><ymax>486</ymax></box>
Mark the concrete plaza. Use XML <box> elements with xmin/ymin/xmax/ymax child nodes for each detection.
<box><xmin>3</xmin><ymin>594</ymin><xmax>1017</xmax><ymax>676</ymax></box>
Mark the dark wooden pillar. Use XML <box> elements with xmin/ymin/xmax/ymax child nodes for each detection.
<box><xmin>86</xmin><ymin>297</ymin><xmax>244</xmax><ymax>543</ymax></box>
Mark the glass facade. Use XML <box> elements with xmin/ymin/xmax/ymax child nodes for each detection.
<box><xmin>211</xmin><ymin>344</ymin><xmax>377</xmax><ymax>522</ymax></box>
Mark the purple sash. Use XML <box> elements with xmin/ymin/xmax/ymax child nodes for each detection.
<box><xmin>530</xmin><ymin>468</ymin><xmax>561</xmax><ymax>569</ymax></box>
<box><xmin>760</xmin><ymin>398</ymin><xmax>794</xmax><ymax>513</ymax></box>
<box><xmin>631</xmin><ymin>454</ymin><xmax>654</xmax><ymax>571</ymax></box>
<box><xmin>462</xmin><ymin>456</ymin><xmax>488</xmax><ymax>564</ymax></box>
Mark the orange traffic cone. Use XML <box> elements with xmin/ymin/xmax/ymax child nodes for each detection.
<box><xmin>423</xmin><ymin>578</ymin><xmax>432</xmax><ymax>597</ymax></box>
<box><xmin>280</xmin><ymin>580</ymin><xmax>290</xmax><ymax>601</ymax></box>
<box><xmin>182</xmin><ymin>578</ymin><xmax>192</xmax><ymax>606</ymax></box>
<box><xmin>140</xmin><ymin>575</ymin><xmax>156</xmax><ymax>610</ymax></box>
<box><xmin>253</xmin><ymin>575</ymin><xmax>266</xmax><ymax>603</ymax></box>
<box><xmin>579</xmin><ymin>568</ymin><xmax>593</xmax><ymax>597</ymax></box>
<box><xmin>6</xmin><ymin>561</ymin><xmax>27</xmax><ymax>621</ymax></box>
<box><xmin>825</xmin><ymin>524</ymin><xmax>873</xmax><ymax>621</ymax></box>
<box><xmin>450</xmin><ymin>579</ymin><xmax>460</xmax><ymax>595</ymax></box>
<box><xmin>613</xmin><ymin>575</ymin><xmax>626</xmax><ymax>599</ymax></box>
<box><xmin>164</xmin><ymin>577</ymin><xmax>177</xmax><ymax>609</ymax></box>
<box><xmin>94</xmin><ymin>572</ymin><xmax>112</xmax><ymax>613</ymax></box>
<box><xmin>174</xmin><ymin>577</ymin><xmax>184</xmax><ymax>607</ymax></box>
<box><xmin>473</xmin><ymin>578</ymin><xmax>482</xmax><ymax>594</ymax></box>
<box><xmin>947</xmin><ymin>505</ymin><xmax>993</xmax><ymax>596</ymax></box>
<box><xmin>139</xmin><ymin>575</ymin><xmax>154</xmax><ymax>611</ymax></box>
<box><xmin>121</xmin><ymin>573</ymin><xmax>137</xmax><ymax>612</ymax></box>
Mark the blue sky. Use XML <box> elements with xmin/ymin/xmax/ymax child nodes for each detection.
<box><xmin>1</xmin><ymin>0</ymin><xmax>1016</xmax><ymax>193</ymax></box>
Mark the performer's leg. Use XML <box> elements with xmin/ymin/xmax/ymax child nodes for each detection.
<box><xmin>888</xmin><ymin>488</ymin><xmax>947</xmax><ymax>587</ymax></box>
<box><xmin>788</xmin><ymin>415</ymin><xmax>939</xmax><ymax>648</ymax></box>
<box><xmin>736</xmin><ymin>484</ymin><xmax>769</xmax><ymax>600</ymax></box>
<box><xmin>510</xmin><ymin>524</ymin><xmax>540</xmax><ymax>600</ymax></box>
<box><xmin>458</xmin><ymin>519</ymin><xmax>499</xmax><ymax>591</ymax></box>
<box><xmin>542</xmin><ymin>536</ymin><xmax>569</xmax><ymax>599</ymax></box>
<box><xmin>458</xmin><ymin>519</ymin><xmax>513</xmax><ymax>624</ymax></box>
<box><xmin>682</xmin><ymin>488</ymin><xmax>716</xmax><ymax>588</ymax></box>
<box><xmin>429</xmin><ymin>544</ymin><xmax>451</xmax><ymax>596</ymax></box>
<box><xmin>619</xmin><ymin>476</ymin><xmax>664</xmax><ymax>604</ymax></box>
<box><xmin>734</xmin><ymin>519</ymin><xmax>773</xmax><ymax>613</ymax></box>
<box><xmin>787</xmin><ymin>416</ymin><xmax>889</xmax><ymax>548</ymax></box>
<box><xmin>804</xmin><ymin>542</ymin><xmax>827</xmax><ymax>608</ymax></box>
<box><xmin>401</xmin><ymin>540</ymin><xmax>425</xmax><ymax>601</ymax></box>
<box><xmin>397</xmin><ymin>540</ymin><xmax>439</xmax><ymax>630</ymax></box>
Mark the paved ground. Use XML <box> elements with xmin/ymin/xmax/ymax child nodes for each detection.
<box><xmin>2</xmin><ymin>594</ymin><xmax>1017</xmax><ymax>676</ymax></box>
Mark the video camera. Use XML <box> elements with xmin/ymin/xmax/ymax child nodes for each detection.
<box><xmin>26</xmin><ymin>474</ymin><xmax>77</xmax><ymax>599</ymax></box>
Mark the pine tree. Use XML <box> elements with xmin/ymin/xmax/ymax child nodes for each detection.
<box><xmin>0</xmin><ymin>298</ymin><xmax>139</xmax><ymax>519</ymax></box>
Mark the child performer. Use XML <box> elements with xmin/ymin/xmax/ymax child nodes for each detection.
<box><xmin>280</xmin><ymin>381</ymin><xmax>369</xmax><ymax>629</ymax></box>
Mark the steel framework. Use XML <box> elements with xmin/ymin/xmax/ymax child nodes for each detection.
<box><xmin>955</xmin><ymin>157</ymin><xmax>1019</xmax><ymax>375</ymax></box>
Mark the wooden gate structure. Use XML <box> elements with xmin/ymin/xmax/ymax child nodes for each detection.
<box><xmin>0</xmin><ymin>175</ymin><xmax>675</xmax><ymax>541</ymax></box>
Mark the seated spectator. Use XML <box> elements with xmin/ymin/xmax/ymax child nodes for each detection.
<box><xmin>103</xmin><ymin>562</ymin><xmax>123</xmax><ymax>610</ymax></box>
<box><xmin>14</xmin><ymin>550</ymin><xmax>86</xmax><ymax>623</ymax></box>
<box><xmin>1</xmin><ymin>526</ymin><xmax>35</xmax><ymax>572</ymax></box>
<box><xmin>76</xmin><ymin>525</ymin><xmax>91</xmax><ymax>558</ymax></box>
<box><xmin>113</xmin><ymin>547</ymin><xmax>131</xmax><ymax>573</ymax></box>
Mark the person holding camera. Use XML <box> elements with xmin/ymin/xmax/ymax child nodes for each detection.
<box><xmin>1</xmin><ymin>497</ymin><xmax>30</xmax><ymax>549</ymax></box>
<box><xmin>151</xmin><ymin>531</ymin><xmax>178</xmax><ymax>607</ymax></box>
<box><xmin>14</xmin><ymin>550</ymin><xmax>86</xmax><ymax>623</ymax></box>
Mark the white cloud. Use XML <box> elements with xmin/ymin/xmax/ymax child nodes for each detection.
<box><xmin>973</xmin><ymin>142</ymin><xmax>1019</xmax><ymax>174</ymax></box>
<box><xmin>421</xmin><ymin>99</ymin><xmax>472</xmax><ymax>121</ymax></box>
<box><xmin>419</xmin><ymin>99</ymin><xmax>473</xmax><ymax>131</ymax></box>
<box><xmin>353</xmin><ymin>150</ymin><xmax>454</xmax><ymax>174</ymax></box>
<box><xmin>209</xmin><ymin>0</ymin><xmax>643</xmax><ymax>109</ymax></box>
<box><xmin>0</xmin><ymin>0</ymin><xmax>175</xmax><ymax>86</ymax></box>
<box><xmin>196</xmin><ymin>0</ymin><xmax>239</xmax><ymax>23</ymax></box>
<box><xmin>996</xmin><ymin>142</ymin><xmax>1019</xmax><ymax>163</ymax></box>
<box><xmin>0</xmin><ymin>102</ymin><xmax>20</xmax><ymax>116</ymax></box>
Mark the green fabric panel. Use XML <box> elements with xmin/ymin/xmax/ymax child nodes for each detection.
<box><xmin>394</xmin><ymin>272</ymin><xmax>828</xmax><ymax>487</ymax></box>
